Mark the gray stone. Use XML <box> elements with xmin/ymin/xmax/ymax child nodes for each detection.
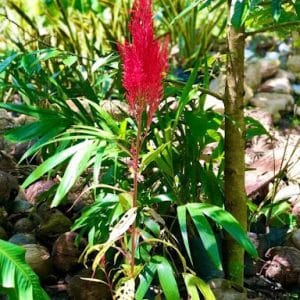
<box><xmin>209</xmin><ymin>73</ymin><xmax>253</xmax><ymax>103</ymax></box>
<box><xmin>287</xmin><ymin>55</ymin><xmax>300</xmax><ymax>73</ymax></box>
<box><xmin>276</xmin><ymin>69</ymin><xmax>296</xmax><ymax>82</ymax></box>
<box><xmin>258</xmin><ymin>77</ymin><xmax>291</xmax><ymax>94</ymax></box>
<box><xmin>245</xmin><ymin>62</ymin><xmax>262</xmax><ymax>90</ymax></box>
<box><xmin>250</xmin><ymin>93</ymin><xmax>294</xmax><ymax>116</ymax></box>
<box><xmin>259</xmin><ymin>58</ymin><xmax>280</xmax><ymax>79</ymax></box>
<box><xmin>204</xmin><ymin>95</ymin><xmax>224</xmax><ymax>114</ymax></box>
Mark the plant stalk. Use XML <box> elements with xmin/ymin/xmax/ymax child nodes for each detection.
<box><xmin>130</xmin><ymin>115</ymin><xmax>142</xmax><ymax>276</ymax></box>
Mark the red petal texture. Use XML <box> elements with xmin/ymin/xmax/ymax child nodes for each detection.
<box><xmin>119</xmin><ymin>0</ymin><xmax>168</xmax><ymax>125</ymax></box>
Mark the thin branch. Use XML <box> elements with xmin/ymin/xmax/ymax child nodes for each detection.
<box><xmin>166</xmin><ymin>78</ymin><xmax>226</xmax><ymax>102</ymax></box>
<box><xmin>198</xmin><ymin>86</ymin><xmax>225</xmax><ymax>102</ymax></box>
<box><xmin>246</xmin><ymin>21</ymin><xmax>300</xmax><ymax>37</ymax></box>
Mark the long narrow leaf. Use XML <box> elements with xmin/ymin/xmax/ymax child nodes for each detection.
<box><xmin>177</xmin><ymin>206</ymin><xmax>192</xmax><ymax>264</ymax></box>
<box><xmin>153</xmin><ymin>256</ymin><xmax>180</xmax><ymax>300</ymax></box>
<box><xmin>51</xmin><ymin>140</ymin><xmax>97</xmax><ymax>207</ymax></box>
<box><xmin>22</xmin><ymin>141</ymin><xmax>90</xmax><ymax>189</ymax></box>
<box><xmin>183</xmin><ymin>273</ymin><xmax>215</xmax><ymax>300</ymax></box>
<box><xmin>190</xmin><ymin>203</ymin><xmax>258</xmax><ymax>258</ymax></box>
<box><xmin>135</xmin><ymin>263</ymin><xmax>157</xmax><ymax>300</ymax></box>
<box><xmin>187</xmin><ymin>206</ymin><xmax>222</xmax><ymax>270</ymax></box>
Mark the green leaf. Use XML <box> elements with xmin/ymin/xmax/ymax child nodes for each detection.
<box><xmin>150</xmin><ymin>194</ymin><xmax>175</xmax><ymax>204</ymax></box>
<box><xmin>22</xmin><ymin>141</ymin><xmax>90</xmax><ymax>189</ymax></box>
<box><xmin>153</xmin><ymin>256</ymin><xmax>180</xmax><ymax>300</ymax></box>
<box><xmin>140</xmin><ymin>143</ymin><xmax>169</xmax><ymax>172</ymax></box>
<box><xmin>62</xmin><ymin>55</ymin><xmax>78</xmax><ymax>67</ymax></box>
<box><xmin>0</xmin><ymin>103</ymin><xmax>63</xmax><ymax>119</ymax></box>
<box><xmin>272</xmin><ymin>0</ymin><xmax>282</xmax><ymax>21</ymax></box>
<box><xmin>193</xmin><ymin>203</ymin><xmax>258</xmax><ymax>258</ymax></box>
<box><xmin>187</xmin><ymin>206</ymin><xmax>222</xmax><ymax>270</ymax></box>
<box><xmin>19</xmin><ymin>126</ymin><xmax>68</xmax><ymax>163</ymax></box>
<box><xmin>183</xmin><ymin>273</ymin><xmax>215</xmax><ymax>300</ymax></box>
<box><xmin>0</xmin><ymin>53</ymin><xmax>18</xmax><ymax>73</ymax></box>
<box><xmin>199</xmin><ymin>165</ymin><xmax>223</xmax><ymax>207</ymax></box>
<box><xmin>177</xmin><ymin>206</ymin><xmax>192</xmax><ymax>264</ymax></box>
<box><xmin>21</xmin><ymin>53</ymin><xmax>41</xmax><ymax>74</ymax></box>
<box><xmin>0</xmin><ymin>239</ymin><xmax>49</xmax><ymax>300</ymax></box>
<box><xmin>170</xmin><ymin>0</ymin><xmax>211</xmax><ymax>25</ymax></box>
<box><xmin>174</xmin><ymin>59</ymin><xmax>202</xmax><ymax>128</ymax></box>
<box><xmin>5</xmin><ymin>120</ymin><xmax>66</xmax><ymax>142</ymax></box>
<box><xmin>39</xmin><ymin>48</ymin><xmax>61</xmax><ymax>61</ymax></box>
<box><xmin>51</xmin><ymin>140</ymin><xmax>97</xmax><ymax>207</ymax></box>
<box><xmin>230</xmin><ymin>0</ymin><xmax>248</xmax><ymax>28</ymax></box>
<box><xmin>245</xmin><ymin>116</ymin><xmax>269</xmax><ymax>141</ymax></box>
<box><xmin>136</xmin><ymin>263</ymin><xmax>157</xmax><ymax>300</ymax></box>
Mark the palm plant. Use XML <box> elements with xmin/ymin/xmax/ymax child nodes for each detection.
<box><xmin>0</xmin><ymin>239</ymin><xmax>49</xmax><ymax>300</ymax></box>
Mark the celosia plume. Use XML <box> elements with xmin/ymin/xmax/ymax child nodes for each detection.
<box><xmin>119</xmin><ymin>0</ymin><xmax>168</xmax><ymax>126</ymax></box>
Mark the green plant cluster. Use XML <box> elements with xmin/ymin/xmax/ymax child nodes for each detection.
<box><xmin>0</xmin><ymin>0</ymin><xmax>299</xmax><ymax>299</ymax></box>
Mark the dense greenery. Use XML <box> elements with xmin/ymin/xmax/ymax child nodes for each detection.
<box><xmin>0</xmin><ymin>0</ymin><xmax>299</xmax><ymax>299</ymax></box>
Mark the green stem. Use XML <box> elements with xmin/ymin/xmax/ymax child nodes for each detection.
<box><xmin>130</xmin><ymin>115</ymin><xmax>142</xmax><ymax>276</ymax></box>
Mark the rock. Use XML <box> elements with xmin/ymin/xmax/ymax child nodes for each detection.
<box><xmin>0</xmin><ymin>226</ymin><xmax>7</xmax><ymax>240</ymax></box>
<box><xmin>11</xmin><ymin>199</ymin><xmax>32</xmax><ymax>214</ymax></box>
<box><xmin>23</xmin><ymin>244</ymin><xmax>52</xmax><ymax>279</ymax></box>
<box><xmin>291</xmin><ymin>228</ymin><xmax>300</xmax><ymax>250</ymax></box>
<box><xmin>0</xmin><ymin>109</ymin><xmax>14</xmax><ymax>132</ymax></box>
<box><xmin>209</xmin><ymin>74</ymin><xmax>226</xmax><ymax>95</ymax></box>
<box><xmin>208</xmin><ymin>278</ymin><xmax>247</xmax><ymax>300</ymax></box>
<box><xmin>25</xmin><ymin>180</ymin><xmax>55</xmax><ymax>204</ymax></box>
<box><xmin>244</xmin><ymin>49</ymin><xmax>255</xmax><ymax>60</ymax></box>
<box><xmin>14</xmin><ymin>115</ymin><xmax>36</xmax><ymax>127</ymax></box>
<box><xmin>66</xmin><ymin>98</ymin><xmax>91</xmax><ymax>115</ymax></box>
<box><xmin>100</xmin><ymin>100</ymin><xmax>129</xmax><ymax>121</ymax></box>
<box><xmin>292</xmin><ymin>202</ymin><xmax>300</xmax><ymax>226</ymax></box>
<box><xmin>37</xmin><ymin>210</ymin><xmax>72</xmax><ymax>240</ymax></box>
<box><xmin>67</xmin><ymin>269</ymin><xmax>111</xmax><ymax>300</ymax></box>
<box><xmin>258</xmin><ymin>78</ymin><xmax>291</xmax><ymax>94</ymax></box>
<box><xmin>209</xmin><ymin>73</ymin><xmax>253</xmax><ymax>103</ymax></box>
<box><xmin>265</xmin><ymin>51</ymin><xmax>280</xmax><ymax>60</ymax></box>
<box><xmin>245</xmin><ymin>62</ymin><xmax>262</xmax><ymax>90</ymax></box>
<box><xmin>9</xmin><ymin>233</ymin><xmax>37</xmax><ymax>245</ymax></box>
<box><xmin>204</xmin><ymin>95</ymin><xmax>224</xmax><ymax>113</ymax></box>
<box><xmin>52</xmin><ymin>232</ymin><xmax>86</xmax><ymax>272</ymax></box>
<box><xmin>0</xmin><ymin>110</ymin><xmax>15</xmax><ymax>153</ymax></box>
<box><xmin>0</xmin><ymin>171</ymin><xmax>19</xmax><ymax>211</ymax></box>
<box><xmin>250</xmin><ymin>93</ymin><xmax>294</xmax><ymax>116</ymax></box>
<box><xmin>259</xmin><ymin>58</ymin><xmax>280</xmax><ymax>79</ymax></box>
<box><xmin>0</xmin><ymin>207</ymin><xmax>8</xmax><ymax>226</ymax></box>
<box><xmin>275</xmin><ymin>69</ymin><xmax>296</xmax><ymax>82</ymax></box>
<box><xmin>10</xmin><ymin>141</ymin><xmax>34</xmax><ymax>161</ymax></box>
<box><xmin>278</xmin><ymin>42</ymin><xmax>291</xmax><ymax>55</ymax></box>
<box><xmin>292</xmin><ymin>84</ymin><xmax>300</xmax><ymax>95</ymax></box>
<box><xmin>251</xmin><ymin>35</ymin><xmax>276</xmax><ymax>55</ymax></box>
<box><xmin>287</xmin><ymin>55</ymin><xmax>300</xmax><ymax>73</ymax></box>
<box><xmin>14</xmin><ymin>217</ymin><xmax>34</xmax><ymax>233</ymax></box>
<box><xmin>261</xmin><ymin>246</ymin><xmax>300</xmax><ymax>287</ymax></box>
<box><xmin>0</xmin><ymin>151</ymin><xmax>16</xmax><ymax>171</ymax></box>
<box><xmin>288</xmin><ymin>229</ymin><xmax>300</xmax><ymax>250</ymax></box>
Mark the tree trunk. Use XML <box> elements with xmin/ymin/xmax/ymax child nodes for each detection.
<box><xmin>223</xmin><ymin>2</ymin><xmax>246</xmax><ymax>286</ymax></box>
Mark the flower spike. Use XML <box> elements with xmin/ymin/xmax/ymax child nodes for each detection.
<box><xmin>119</xmin><ymin>0</ymin><xmax>169</xmax><ymax>127</ymax></box>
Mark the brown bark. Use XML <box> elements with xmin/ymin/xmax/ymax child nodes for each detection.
<box><xmin>223</xmin><ymin>6</ymin><xmax>246</xmax><ymax>285</ymax></box>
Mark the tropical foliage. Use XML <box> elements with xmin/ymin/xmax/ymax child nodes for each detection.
<box><xmin>0</xmin><ymin>0</ymin><xmax>299</xmax><ymax>298</ymax></box>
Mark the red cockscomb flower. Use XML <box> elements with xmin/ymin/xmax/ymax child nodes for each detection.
<box><xmin>118</xmin><ymin>0</ymin><xmax>168</xmax><ymax>127</ymax></box>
